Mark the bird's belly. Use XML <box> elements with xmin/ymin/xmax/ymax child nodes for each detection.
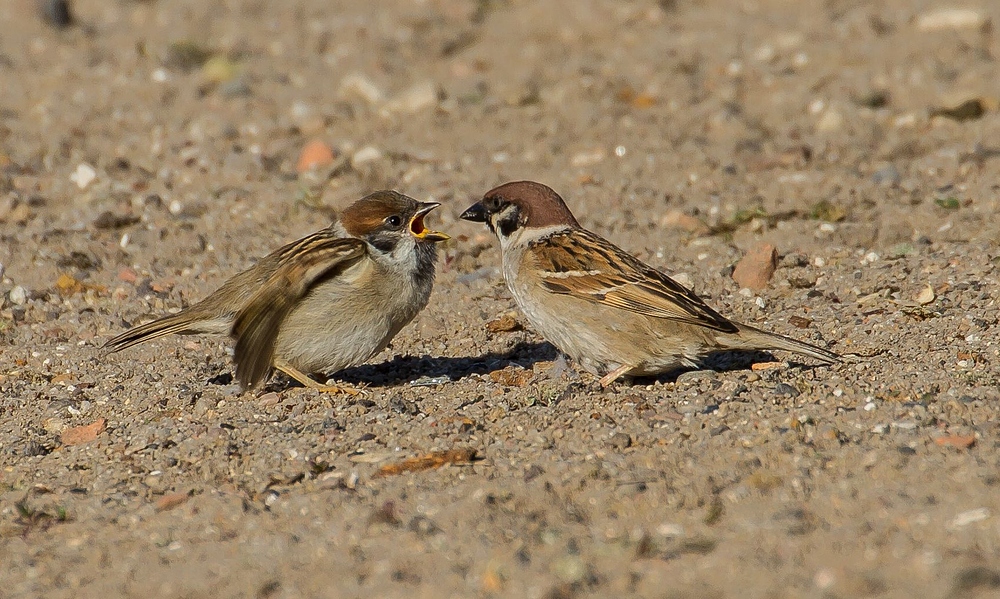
<box><xmin>273</xmin><ymin>280</ymin><xmax>428</xmax><ymax>375</ymax></box>
<box><xmin>509</xmin><ymin>278</ymin><xmax>707</xmax><ymax>377</ymax></box>
<box><xmin>509</xmin><ymin>281</ymin><xmax>622</xmax><ymax>373</ymax></box>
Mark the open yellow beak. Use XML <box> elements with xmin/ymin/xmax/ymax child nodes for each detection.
<box><xmin>409</xmin><ymin>202</ymin><xmax>450</xmax><ymax>242</ymax></box>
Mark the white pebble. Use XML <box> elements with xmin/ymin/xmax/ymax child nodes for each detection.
<box><xmin>351</xmin><ymin>146</ymin><xmax>383</xmax><ymax>168</ymax></box>
<box><xmin>916</xmin><ymin>8</ymin><xmax>986</xmax><ymax>31</ymax></box>
<box><xmin>755</xmin><ymin>296</ymin><xmax>766</xmax><ymax>309</ymax></box>
<box><xmin>816</xmin><ymin>109</ymin><xmax>844</xmax><ymax>133</ymax></box>
<box><xmin>948</xmin><ymin>507</ymin><xmax>990</xmax><ymax>529</ymax></box>
<box><xmin>289</xmin><ymin>100</ymin><xmax>311</xmax><ymax>121</ymax></box>
<box><xmin>338</xmin><ymin>73</ymin><xmax>384</xmax><ymax>105</ymax></box>
<box><xmin>814</xmin><ymin>568</ymin><xmax>836</xmax><ymax>590</ymax></box>
<box><xmin>382</xmin><ymin>80</ymin><xmax>438</xmax><ymax>115</ymax></box>
<box><xmin>864</xmin><ymin>402</ymin><xmax>876</xmax><ymax>411</ymax></box>
<box><xmin>70</xmin><ymin>163</ymin><xmax>97</xmax><ymax>189</ymax></box>
<box><xmin>754</xmin><ymin>44</ymin><xmax>776</xmax><ymax>63</ymax></box>
<box><xmin>151</xmin><ymin>68</ymin><xmax>169</xmax><ymax>82</ymax></box>
<box><xmin>570</xmin><ymin>148</ymin><xmax>605</xmax><ymax>167</ymax></box>
<box><xmin>9</xmin><ymin>285</ymin><xmax>27</xmax><ymax>305</ymax></box>
<box><xmin>894</xmin><ymin>113</ymin><xmax>918</xmax><ymax>128</ymax></box>
<box><xmin>656</xmin><ymin>522</ymin><xmax>684</xmax><ymax>537</ymax></box>
<box><xmin>672</xmin><ymin>272</ymin><xmax>694</xmax><ymax>290</ymax></box>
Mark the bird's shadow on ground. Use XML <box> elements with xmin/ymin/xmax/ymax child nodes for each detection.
<box><xmin>305</xmin><ymin>341</ymin><xmax>560</xmax><ymax>389</ymax></box>
<box><xmin>252</xmin><ymin>345</ymin><xmax>826</xmax><ymax>393</ymax></box>
<box><xmin>632</xmin><ymin>349</ymin><xmax>830</xmax><ymax>385</ymax></box>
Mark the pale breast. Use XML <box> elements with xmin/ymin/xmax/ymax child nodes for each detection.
<box><xmin>274</xmin><ymin>256</ymin><xmax>434</xmax><ymax>375</ymax></box>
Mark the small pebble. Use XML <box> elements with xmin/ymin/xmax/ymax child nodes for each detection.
<box><xmin>351</xmin><ymin>146</ymin><xmax>383</xmax><ymax>168</ymax></box>
<box><xmin>410</xmin><ymin>375</ymin><xmax>450</xmax><ymax>387</ymax></box>
<box><xmin>9</xmin><ymin>285</ymin><xmax>27</xmax><ymax>306</ymax></box>
<box><xmin>671</xmin><ymin>272</ymin><xmax>695</xmax><ymax>290</ymax></box>
<box><xmin>916</xmin><ymin>285</ymin><xmax>935</xmax><ymax>305</ymax></box>
<box><xmin>570</xmin><ymin>148</ymin><xmax>606</xmax><ymax>167</ymax></box>
<box><xmin>296</xmin><ymin>139</ymin><xmax>335</xmax><ymax>173</ymax></box>
<box><xmin>608</xmin><ymin>432</ymin><xmax>632</xmax><ymax>449</ymax></box>
<box><xmin>339</xmin><ymin>73</ymin><xmax>384</xmax><ymax>105</ymax></box>
<box><xmin>948</xmin><ymin>508</ymin><xmax>990</xmax><ymax>529</ymax></box>
<box><xmin>258</xmin><ymin>392</ymin><xmax>280</xmax><ymax>407</ymax></box>
<box><xmin>70</xmin><ymin>163</ymin><xmax>97</xmax><ymax>189</ymax></box>
<box><xmin>551</xmin><ymin>556</ymin><xmax>588</xmax><ymax>585</ymax></box>
<box><xmin>773</xmin><ymin>383</ymin><xmax>800</xmax><ymax>397</ymax></box>
<box><xmin>872</xmin><ymin>164</ymin><xmax>901</xmax><ymax>186</ymax></box>
<box><xmin>732</xmin><ymin>243</ymin><xmax>778</xmax><ymax>291</ymax></box>
<box><xmin>656</xmin><ymin>522</ymin><xmax>684</xmax><ymax>537</ymax></box>
<box><xmin>660</xmin><ymin>211</ymin><xmax>708</xmax><ymax>234</ymax></box>
<box><xmin>40</xmin><ymin>0</ymin><xmax>73</xmax><ymax>28</ymax></box>
<box><xmin>382</xmin><ymin>81</ymin><xmax>438</xmax><ymax>115</ymax></box>
<box><xmin>816</xmin><ymin>109</ymin><xmax>844</xmax><ymax>132</ymax></box>
<box><xmin>676</xmin><ymin>369</ymin><xmax>717</xmax><ymax>384</ymax></box>
<box><xmin>916</xmin><ymin>8</ymin><xmax>986</xmax><ymax>31</ymax></box>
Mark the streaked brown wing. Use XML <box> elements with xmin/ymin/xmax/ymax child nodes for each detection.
<box><xmin>231</xmin><ymin>231</ymin><xmax>367</xmax><ymax>389</ymax></box>
<box><xmin>530</xmin><ymin>229</ymin><xmax>738</xmax><ymax>333</ymax></box>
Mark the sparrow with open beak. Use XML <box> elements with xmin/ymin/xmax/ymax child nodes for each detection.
<box><xmin>461</xmin><ymin>181</ymin><xmax>838</xmax><ymax>386</ymax></box>
<box><xmin>106</xmin><ymin>190</ymin><xmax>449</xmax><ymax>392</ymax></box>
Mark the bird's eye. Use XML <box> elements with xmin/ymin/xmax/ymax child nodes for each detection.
<box><xmin>384</xmin><ymin>215</ymin><xmax>403</xmax><ymax>228</ymax></box>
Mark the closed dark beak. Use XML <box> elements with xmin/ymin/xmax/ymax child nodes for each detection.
<box><xmin>460</xmin><ymin>201</ymin><xmax>487</xmax><ymax>223</ymax></box>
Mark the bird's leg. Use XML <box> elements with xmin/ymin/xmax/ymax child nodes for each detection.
<box><xmin>599</xmin><ymin>364</ymin><xmax>633</xmax><ymax>387</ymax></box>
<box><xmin>274</xmin><ymin>360</ymin><xmax>364</xmax><ymax>396</ymax></box>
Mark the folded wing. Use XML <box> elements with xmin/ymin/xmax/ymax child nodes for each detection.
<box><xmin>231</xmin><ymin>232</ymin><xmax>367</xmax><ymax>389</ymax></box>
<box><xmin>531</xmin><ymin>230</ymin><xmax>739</xmax><ymax>334</ymax></box>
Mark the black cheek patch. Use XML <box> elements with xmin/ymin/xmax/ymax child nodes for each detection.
<box><xmin>496</xmin><ymin>213</ymin><xmax>520</xmax><ymax>238</ymax></box>
<box><xmin>368</xmin><ymin>234</ymin><xmax>398</xmax><ymax>254</ymax></box>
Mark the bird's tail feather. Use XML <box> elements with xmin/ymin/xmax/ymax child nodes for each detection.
<box><xmin>723</xmin><ymin>324</ymin><xmax>840</xmax><ymax>364</ymax></box>
<box><xmin>104</xmin><ymin>314</ymin><xmax>199</xmax><ymax>353</ymax></box>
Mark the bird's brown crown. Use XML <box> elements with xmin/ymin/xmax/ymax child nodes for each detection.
<box><xmin>483</xmin><ymin>181</ymin><xmax>581</xmax><ymax>228</ymax></box>
<box><xmin>339</xmin><ymin>191</ymin><xmax>418</xmax><ymax>237</ymax></box>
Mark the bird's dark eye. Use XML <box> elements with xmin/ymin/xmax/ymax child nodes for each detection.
<box><xmin>484</xmin><ymin>196</ymin><xmax>503</xmax><ymax>211</ymax></box>
<box><xmin>384</xmin><ymin>215</ymin><xmax>403</xmax><ymax>228</ymax></box>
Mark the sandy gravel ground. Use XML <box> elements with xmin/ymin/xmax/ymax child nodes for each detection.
<box><xmin>2</xmin><ymin>1</ymin><xmax>1000</xmax><ymax>597</ymax></box>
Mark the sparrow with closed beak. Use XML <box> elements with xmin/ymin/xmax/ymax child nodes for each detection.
<box><xmin>461</xmin><ymin>181</ymin><xmax>838</xmax><ymax>386</ymax></box>
<box><xmin>105</xmin><ymin>190</ymin><xmax>450</xmax><ymax>393</ymax></box>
